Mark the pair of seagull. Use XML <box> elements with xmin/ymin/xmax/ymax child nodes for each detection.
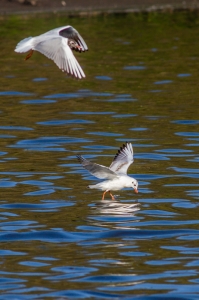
<box><xmin>15</xmin><ymin>27</ymin><xmax>138</xmax><ymax>200</ymax></box>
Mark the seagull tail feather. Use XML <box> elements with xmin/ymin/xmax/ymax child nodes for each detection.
<box><xmin>15</xmin><ymin>37</ymin><xmax>33</xmax><ymax>53</ymax></box>
<box><xmin>87</xmin><ymin>185</ymin><xmax>96</xmax><ymax>189</ymax></box>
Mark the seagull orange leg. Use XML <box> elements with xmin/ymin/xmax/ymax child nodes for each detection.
<box><xmin>25</xmin><ymin>49</ymin><xmax>34</xmax><ymax>60</ymax></box>
<box><xmin>102</xmin><ymin>191</ymin><xmax>107</xmax><ymax>200</ymax></box>
<box><xmin>109</xmin><ymin>191</ymin><xmax>115</xmax><ymax>200</ymax></box>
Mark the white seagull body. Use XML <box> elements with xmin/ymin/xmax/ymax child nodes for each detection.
<box><xmin>15</xmin><ymin>25</ymin><xmax>88</xmax><ymax>79</ymax></box>
<box><xmin>77</xmin><ymin>142</ymin><xmax>138</xmax><ymax>200</ymax></box>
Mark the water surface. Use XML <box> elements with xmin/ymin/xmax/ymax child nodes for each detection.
<box><xmin>0</xmin><ymin>12</ymin><xmax>199</xmax><ymax>299</ymax></box>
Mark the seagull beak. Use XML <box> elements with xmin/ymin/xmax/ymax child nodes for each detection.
<box><xmin>134</xmin><ymin>188</ymin><xmax>138</xmax><ymax>194</ymax></box>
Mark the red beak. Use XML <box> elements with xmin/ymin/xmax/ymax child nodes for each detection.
<box><xmin>134</xmin><ymin>188</ymin><xmax>138</xmax><ymax>194</ymax></box>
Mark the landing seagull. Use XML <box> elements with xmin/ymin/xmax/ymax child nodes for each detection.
<box><xmin>77</xmin><ymin>142</ymin><xmax>138</xmax><ymax>200</ymax></box>
<box><xmin>15</xmin><ymin>25</ymin><xmax>88</xmax><ymax>79</ymax></box>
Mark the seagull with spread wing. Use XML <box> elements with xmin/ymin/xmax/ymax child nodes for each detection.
<box><xmin>15</xmin><ymin>25</ymin><xmax>88</xmax><ymax>79</ymax></box>
<box><xmin>77</xmin><ymin>142</ymin><xmax>138</xmax><ymax>200</ymax></box>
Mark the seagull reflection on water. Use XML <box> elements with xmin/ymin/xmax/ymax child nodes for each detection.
<box><xmin>93</xmin><ymin>199</ymin><xmax>141</xmax><ymax>216</ymax></box>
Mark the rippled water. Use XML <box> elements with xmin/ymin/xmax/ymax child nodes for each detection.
<box><xmin>0</xmin><ymin>12</ymin><xmax>199</xmax><ymax>299</ymax></box>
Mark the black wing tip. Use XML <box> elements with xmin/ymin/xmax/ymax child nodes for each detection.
<box><xmin>76</xmin><ymin>155</ymin><xmax>83</xmax><ymax>163</ymax></box>
<box><xmin>113</xmin><ymin>142</ymin><xmax>131</xmax><ymax>161</ymax></box>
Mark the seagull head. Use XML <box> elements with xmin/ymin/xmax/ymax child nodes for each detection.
<box><xmin>132</xmin><ymin>178</ymin><xmax>138</xmax><ymax>194</ymax></box>
<box><xmin>124</xmin><ymin>177</ymin><xmax>138</xmax><ymax>193</ymax></box>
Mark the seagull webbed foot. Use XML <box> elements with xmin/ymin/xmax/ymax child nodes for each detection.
<box><xmin>25</xmin><ymin>49</ymin><xmax>34</xmax><ymax>60</ymax></box>
<box><xmin>109</xmin><ymin>191</ymin><xmax>115</xmax><ymax>200</ymax></box>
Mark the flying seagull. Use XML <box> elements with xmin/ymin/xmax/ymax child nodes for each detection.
<box><xmin>15</xmin><ymin>25</ymin><xmax>88</xmax><ymax>79</ymax></box>
<box><xmin>77</xmin><ymin>142</ymin><xmax>138</xmax><ymax>200</ymax></box>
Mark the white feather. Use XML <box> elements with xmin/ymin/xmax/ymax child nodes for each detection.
<box><xmin>14</xmin><ymin>25</ymin><xmax>88</xmax><ymax>79</ymax></box>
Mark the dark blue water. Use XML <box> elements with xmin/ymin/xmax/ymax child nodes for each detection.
<box><xmin>0</xmin><ymin>13</ymin><xmax>198</xmax><ymax>299</ymax></box>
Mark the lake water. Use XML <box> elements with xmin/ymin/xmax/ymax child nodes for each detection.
<box><xmin>0</xmin><ymin>12</ymin><xmax>199</xmax><ymax>299</ymax></box>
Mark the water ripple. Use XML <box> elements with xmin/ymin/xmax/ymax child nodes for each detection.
<box><xmin>0</xmin><ymin>228</ymin><xmax>197</xmax><ymax>243</ymax></box>
<box><xmin>37</xmin><ymin>119</ymin><xmax>95</xmax><ymax>126</ymax></box>
<box><xmin>0</xmin><ymin>126</ymin><xmax>33</xmax><ymax>131</ymax></box>
<box><xmin>10</xmin><ymin>136</ymin><xmax>92</xmax><ymax>151</ymax></box>
<box><xmin>21</xmin><ymin>99</ymin><xmax>56</xmax><ymax>104</ymax></box>
<box><xmin>0</xmin><ymin>91</ymin><xmax>33</xmax><ymax>96</ymax></box>
<box><xmin>0</xmin><ymin>200</ymin><xmax>74</xmax><ymax>212</ymax></box>
<box><xmin>154</xmin><ymin>80</ymin><xmax>173</xmax><ymax>84</ymax></box>
<box><xmin>124</xmin><ymin>65</ymin><xmax>146</xmax><ymax>70</ymax></box>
